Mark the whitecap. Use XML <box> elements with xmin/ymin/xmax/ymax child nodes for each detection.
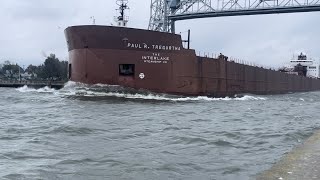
<box><xmin>16</xmin><ymin>85</ymin><xmax>35</xmax><ymax>93</ymax></box>
<box><xmin>16</xmin><ymin>85</ymin><xmax>56</xmax><ymax>93</ymax></box>
<box><xmin>51</xmin><ymin>81</ymin><xmax>267</xmax><ymax>101</ymax></box>
<box><xmin>66</xmin><ymin>90</ymin><xmax>266</xmax><ymax>102</ymax></box>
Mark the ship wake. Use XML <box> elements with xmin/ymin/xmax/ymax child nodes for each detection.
<box><xmin>15</xmin><ymin>82</ymin><xmax>266</xmax><ymax>101</ymax></box>
<box><xmin>57</xmin><ymin>81</ymin><xmax>267</xmax><ymax>102</ymax></box>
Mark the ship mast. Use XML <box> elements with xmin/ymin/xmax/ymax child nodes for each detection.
<box><xmin>116</xmin><ymin>0</ymin><xmax>129</xmax><ymax>27</ymax></box>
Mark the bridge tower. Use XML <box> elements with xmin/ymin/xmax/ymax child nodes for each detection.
<box><xmin>148</xmin><ymin>0</ymin><xmax>215</xmax><ymax>33</ymax></box>
<box><xmin>148</xmin><ymin>0</ymin><xmax>170</xmax><ymax>32</ymax></box>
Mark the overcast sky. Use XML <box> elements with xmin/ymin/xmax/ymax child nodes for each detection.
<box><xmin>1</xmin><ymin>0</ymin><xmax>320</xmax><ymax>67</ymax></box>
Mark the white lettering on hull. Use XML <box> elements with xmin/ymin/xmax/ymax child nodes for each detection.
<box><xmin>141</xmin><ymin>53</ymin><xmax>170</xmax><ymax>64</ymax></box>
<box><xmin>127</xmin><ymin>42</ymin><xmax>181</xmax><ymax>51</ymax></box>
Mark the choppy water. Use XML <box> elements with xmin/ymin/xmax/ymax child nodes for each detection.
<box><xmin>1</xmin><ymin>82</ymin><xmax>320</xmax><ymax>180</ymax></box>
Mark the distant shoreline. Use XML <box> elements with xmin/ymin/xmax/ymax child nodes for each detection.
<box><xmin>0</xmin><ymin>80</ymin><xmax>66</xmax><ymax>89</ymax></box>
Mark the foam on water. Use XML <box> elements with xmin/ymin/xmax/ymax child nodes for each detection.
<box><xmin>62</xmin><ymin>81</ymin><xmax>91</xmax><ymax>89</ymax></box>
<box><xmin>15</xmin><ymin>82</ymin><xmax>267</xmax><ymax>101</ymax></box>
<box><xmin>16</xmin><ymin>85</ymin><xmax>56</xmax><ymax>93</ymax></box>
<box><xmin>57</xmin><ymin>81</ymin><xmax>267</xmax><ymax>101</ymax></box>
<box><xmin>77</xmin><ymin>91</ymin><xmax>266</xmax><ymax>101</ymax></box>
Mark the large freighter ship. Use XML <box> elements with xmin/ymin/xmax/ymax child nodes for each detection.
<box><xmin>65</xmin><ymin>1</ymin><xmax>320</xmax><ymax>97</ymax></box>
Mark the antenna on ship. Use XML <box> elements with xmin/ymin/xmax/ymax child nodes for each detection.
<box><xmin>90</xmin><ymin>16</ymin><xmax>96</xmax><ymax>25</ymax></box>
<box><xmin>115</xmin><ymin>0</ymin><xmax>129</xmax><ymax>27</ymax></box>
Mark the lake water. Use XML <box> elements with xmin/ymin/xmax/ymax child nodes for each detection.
<box><xmin>1</xmin><ymin>82</ymin><xmax>320</xmax><ymax>180</ymax></box>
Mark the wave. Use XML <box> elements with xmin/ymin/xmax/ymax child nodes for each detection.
<box><xmin>16</xmin><ymin>85</ymin><xmax>56</xmax><ymax>93</ymax></box>
<box><xmin>58</xmin><ymin>89</ymin><xmax>266</xmax><ymax>102</ymax></box>
<box><xmin>16</xmin><ymin>81</ymin><xmax>267</xmax><ymax>102</ymax></box>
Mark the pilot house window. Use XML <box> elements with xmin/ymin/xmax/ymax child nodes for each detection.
<box><xmin>119</xmin><ymin>64</ymin><xmax>135</xmax><ymax>76</ymax></box>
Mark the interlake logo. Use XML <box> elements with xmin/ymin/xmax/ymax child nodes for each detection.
<box><xmin>141</xmin><ymin>53</ymin><xmax>170</xmax><ymax>64</ymax></box>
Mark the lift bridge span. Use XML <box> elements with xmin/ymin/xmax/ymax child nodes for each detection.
<box><xmin>148</xmin><ymin>0</ymin><xmax>320</xmax><ymax>33</ymax></box>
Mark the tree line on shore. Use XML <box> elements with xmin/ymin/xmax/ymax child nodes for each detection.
<box><xmin>0</xmin><ymin>54</ymin><xmax>68</xmax><ymax>81</ymax></box>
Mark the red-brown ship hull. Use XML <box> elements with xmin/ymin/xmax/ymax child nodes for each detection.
<box><xmin>65</xmin><ymin>25</ymin><xmax>320</xmax><ymax>97</ymax></box>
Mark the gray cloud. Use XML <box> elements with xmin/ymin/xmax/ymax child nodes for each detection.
<box><xmin>0</xmin><ymin>0</ymin><xmax>319</xmax><ymax>68</ymax></box>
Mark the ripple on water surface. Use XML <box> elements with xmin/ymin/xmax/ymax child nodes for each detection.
<box><xmin>0</xmin><ymin>84</ymin><xmax>320</xmax><ymax>179</ymax></box>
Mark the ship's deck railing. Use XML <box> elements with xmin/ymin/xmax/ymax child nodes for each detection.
<box><xmin>196</xmin><ymin>51</ymin><xmax>277</xmax><ymax>71</ymax></box>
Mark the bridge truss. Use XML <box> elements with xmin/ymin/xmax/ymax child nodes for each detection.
<box><xmin>148</xmin><ymin>0</ymin><xmax>320</xmax><ymax>33</ymax></box>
